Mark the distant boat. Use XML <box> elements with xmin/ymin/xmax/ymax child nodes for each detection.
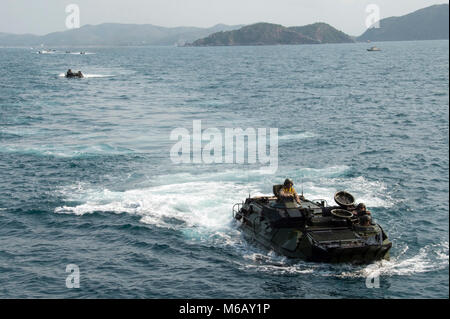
<box><xmin>367</xmin><ymin>46</ymin><xmax>381</xmax><ymax>51</ymax></box>
<box><xmin>38</xmin><ymin>49</ymin><xmax>55</xmax><ymax>54</ymax></box>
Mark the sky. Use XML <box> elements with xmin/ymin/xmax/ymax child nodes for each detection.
<box><xmin>1</xmin><ymin>0</ymin><xmax>448</xmax><ymax>36</ymax></box>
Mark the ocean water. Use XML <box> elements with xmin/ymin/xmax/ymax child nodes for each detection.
<box><xmin>0</xmin><ymin>40</ymin><xmax>448</xmax><ymax>298</ymax></box>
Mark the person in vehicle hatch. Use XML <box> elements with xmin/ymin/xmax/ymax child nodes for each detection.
<box><xmin>279</xmin><ymin>178</ymin><xmax>301</xmax><ymax>204</ymax></box>
<box><xmin>354</xmin><ymin>203</ymin><xmax>371</xmax><ymax>216</ymax></box>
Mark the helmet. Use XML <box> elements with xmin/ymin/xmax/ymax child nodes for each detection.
<box><xmin>359</xmin><ymin>214</ymin><xmax>371</xmax><ymax>225</ymax></box>
<box><xmin>356</xmin><ymin>203</ymin><xmax>366</xmax><ymax>211</ymax></box>
<box><xmin>284</xmin><ymin>178</ymin><xmax>293</xmax><ymax>187</ymax></box>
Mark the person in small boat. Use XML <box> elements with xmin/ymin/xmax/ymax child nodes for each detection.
<box><xmin>76</xmin><ymin>71</ymin><xmax>84</xmax><ymax>78</ymax></box>
<box><xmin>279</xmin><ymin>178</ymin><xmax>301</xmax><ymax>204</ymax></box>
<box><xmin>66</xmin><ymin>69</ymin><xmax>74</xmax><ymax>77</ymax></box>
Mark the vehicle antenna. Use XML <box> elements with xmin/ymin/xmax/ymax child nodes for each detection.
<box><xmin>247</xmin><ymin>162</ymin><xmax>251</xmax><ymax>199</ymax></box>
<box><xmin>301</xmin><ymin>178</ymin><xmax>304</xmax><ymax>197</ymax></box>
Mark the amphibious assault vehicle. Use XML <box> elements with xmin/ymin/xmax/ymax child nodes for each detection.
<box><xmin>233</xmin><ymin>186</ymin><xmax>391</xmax><ymax>263</ymax></box>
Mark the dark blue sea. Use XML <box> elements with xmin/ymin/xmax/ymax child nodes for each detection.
<box><xmin>0</xmin><ymin>40</ymin><xmax>448</xmax><ymax>298</ymax></box>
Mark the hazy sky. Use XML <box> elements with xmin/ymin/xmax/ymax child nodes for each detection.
<box><xmin>1</xmin><ymin>0</ymin><xmax>448</xmax><ymax>36</ymax></box>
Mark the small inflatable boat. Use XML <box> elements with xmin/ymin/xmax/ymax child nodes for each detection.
<box><xmin>65</xmin><ymin>70</ymin><xmax>84</xmax><ymax>78</ymax></box>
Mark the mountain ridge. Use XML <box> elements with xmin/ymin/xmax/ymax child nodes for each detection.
<box><xmin>358</xmin><ymin>4</ymin><xmax>449</xmax><ymax>41</ymax></box>
<box><xmin>0</xmin><ymin>23</ymin><xmax>243</xmax><ymax>46</ymax></box>
<box><xmin>1</xmin><ymin>4</ymin><xmax>448</xmax><ymax>47</ymax></box>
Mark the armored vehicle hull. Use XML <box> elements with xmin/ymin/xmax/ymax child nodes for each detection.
<box><xmin>233</xmin><ymin>195</ymin><xmax>391</xmax><ymax>263</ymax></box>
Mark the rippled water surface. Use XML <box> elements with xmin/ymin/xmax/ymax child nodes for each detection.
<box><xmin>0</xmin><ymin>41</ymin><xmax>448</xmax><ymax>298</ymax></box>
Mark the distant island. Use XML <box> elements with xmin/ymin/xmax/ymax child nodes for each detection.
<box><xmin>0</xmin><ymin>4</ymin><xmax>448</xmax><ymax>47</ymax></box>
<box><xmin>186</xmin><ymin>22</ymin><xmax>354</xmax><ymax>46</ymax></box>
<box><xmin>358</xmin><ymin>4</ymin><xmax>449</xmax><ymax>42</ymax></box>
